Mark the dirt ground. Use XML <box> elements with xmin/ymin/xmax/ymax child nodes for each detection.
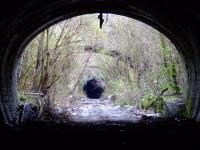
<box><xmin>54</xmin><ymin>98</ymin><xmax>159</xmax><ymax>123</ymax></box>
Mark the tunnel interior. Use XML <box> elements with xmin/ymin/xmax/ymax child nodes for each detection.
<box><xmin>1</xmin><ymin>0</ymin><xmax>200</xmax><ymax>147</ymax></box>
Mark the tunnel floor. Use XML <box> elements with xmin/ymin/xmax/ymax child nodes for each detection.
<box><xmin>1</xmin><ymin>118</ymin><xmax>200</xmax><ymax>148</ymax></box>
<box><xmin>54</xmin><ymin>98</ymin><xmax>159</xmax><ymax>123</ymax></box>
<box><xmin>0</xmin><ymin>97</ymin><xmax>195</xmax><ymax>148</ymax></box>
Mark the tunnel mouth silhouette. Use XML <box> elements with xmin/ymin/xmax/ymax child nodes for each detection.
<box><xmin>16</xmin><ymin>13</ymin><xmax>187</xmax><ymax>124</ymax></box>
<box><xmin>83</xmin><ymin>78</ymin><xmax>105</xmax><ymax>99</ymax></box>
<box><xmin>1</xmin><ymin>0</ymin><xmax>200</xmax><ymax>125</ymax></box>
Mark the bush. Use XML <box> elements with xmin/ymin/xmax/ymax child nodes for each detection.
<box><xmin>141</xmin><ymin>93</ymin><xmax>156</xmax><ymax>109</ymax></box>
<box><xmin>17</xmin><ymin>92</ymin><xmax>38</xmax><ymax>104</ymax></box>
<box><xmin>141</xmin><ymin>93</ymin><xmax>165</xmax><ymax>115</ymax></box>
<box><xmin>17</xmin><ymin>93</ymin><xmax>27</xmax><ymax>102</ymax></box>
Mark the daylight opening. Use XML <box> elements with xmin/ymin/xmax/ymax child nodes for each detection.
<box><xmin>16</xmin><ymin>14</ymin><xmax>187</xmax><ymax>123</ymax></box>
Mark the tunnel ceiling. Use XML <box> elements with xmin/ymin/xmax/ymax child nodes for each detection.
<box><xmin>0</xmin><ymin>0</ymin><xmax>200</xmax><ymax>125</ymax></box>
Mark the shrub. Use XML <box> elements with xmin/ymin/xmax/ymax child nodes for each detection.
<box><xmin>141</xmin><ymin>93</ymin><xmax>165</xmax><ymax>115</ymax></box>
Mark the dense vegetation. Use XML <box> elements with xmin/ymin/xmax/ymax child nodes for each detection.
<box><xmin>17</xmin><ymin>14</ymin><xmax>186</xmax><ymax>118</ymax></box>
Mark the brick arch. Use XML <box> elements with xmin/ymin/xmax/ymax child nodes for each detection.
<box><xmin>0</xmin><ymin>0</ymin><xmax>200</xmax><ymax>125</ymax></box>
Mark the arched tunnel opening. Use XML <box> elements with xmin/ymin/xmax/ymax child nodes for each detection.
<box><xmin>1</xmin><ymin>0</ymin><xmax>200</xmax><ymax>147</ymax></box>
<box><xmin>16</xmin><ymin>13</ymin><xmax>187</xmax><ymax>124</ymax></box>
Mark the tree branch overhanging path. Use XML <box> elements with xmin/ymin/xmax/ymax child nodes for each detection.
<box><xmin>17</xmin><ymin>14</ymin><xmax>186</xmax><ymax>121</ymax></box>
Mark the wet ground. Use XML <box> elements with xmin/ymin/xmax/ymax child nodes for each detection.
<box><xmin>54</xmin><ymin>98</ymin><xmax>159</xmax><ymax>123</ymax></box>
<box><xmin>1</xmin><ymin>98</ymin><xmax>198</xmax><ymax>148</ymax></box>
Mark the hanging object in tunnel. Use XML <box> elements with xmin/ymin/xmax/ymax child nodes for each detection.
<box><xmin>98</xmin><ymin>12</ymin><xmax>104</xmax><ymax>29</ymax></box>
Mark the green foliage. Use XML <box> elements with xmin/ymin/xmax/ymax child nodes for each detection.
<box><xmin>17</xmin><ymin>14</ymin><xmax>185</xmax><ymax>115</ymax></box>
<box><xmin>183</xmin><ymin>99</ymin><xmax>193</xmax><ymax>118</ymax></box>
<box><xmin>141</xmin><ymin>93</ymin><xmax>157</xmax><ymax>109</ymax></box>
<box><xmin>160</xmin><ymin>82</ymin><xmax>182</xmax><ymax>94</ymax></box>
<box><xmin>160</xmin><ymin>34</ymin><xmax>184</xmax><ymax>95</ymax></box>
<box><xmin>153</xmin><ymin>97</ymin><xmax>165</xmax><ymax>114</ymax></box>
<box><xmin>114</xmin><ymin>94</ymin><xmax>134</xmax><ymax>107</ymax></box>
<box><xmin>141</xmin><ymin>93</ymin><xmax>165</xmax><ymax>114</ymax></box>
<box><xmin>160</xmin><ymin>61</ymin><xmax>182</xmax><ymax>94</ymax></box>
<box><xmin>162</xmin><ymin>47</ymin><xmax>173</xmax><ymax>56</ymax></box>
<box><xmin>17</xmin><ymin>92</ymin><xmax>37</xmax><ymax>104</ymax></box>
<box><xmin>17</xmin><ymin>92</ymin><xmax>27</xmax><ymax>102</ymax></box>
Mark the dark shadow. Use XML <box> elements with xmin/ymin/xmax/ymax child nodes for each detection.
<box><xmin>83</xmin><ymin>77</ymin><xmax>105</xmax><ymax>99</ymax></box>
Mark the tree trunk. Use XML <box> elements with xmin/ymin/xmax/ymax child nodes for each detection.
<box><xmin>32</xmin><ymin>32</ymin><xmax>45</xmax><ymax>92</ymax></box>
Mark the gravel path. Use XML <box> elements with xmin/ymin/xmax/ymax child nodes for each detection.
<box><xmin>55</xmin><ymin>98</ymin><xmax>159</xmax><ymax>123</ymax></box>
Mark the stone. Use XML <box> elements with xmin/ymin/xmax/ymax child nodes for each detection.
<box><xmin>165</xmin><ymin>102</ymin><xmax>186</xmax><ymax>118</ymax></box>
<box><xmin>21</xmin><ymin>103</ymin><xmax>39</xmax><ymax>123</ymax></box>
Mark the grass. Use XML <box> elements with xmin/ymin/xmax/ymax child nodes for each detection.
<box><xmin>162</xmin><ymin>95</ymin><xmax>180</xmax><ymax>102</ymax></box>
